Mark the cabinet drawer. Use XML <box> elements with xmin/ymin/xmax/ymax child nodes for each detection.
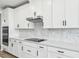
<box><xmin>48</xmin><ymin>51</ymin><xmax>69</xmax><ymax>58</ymax></box>
<box><xmin>23</xmin><ymin>45</ymin><xmax>38</xmax><ymax>57</ymax></box>
<box><xmin>48</xmin><ymin>46</ymin><xmax>79</xmax><ymax>58</ymax></box>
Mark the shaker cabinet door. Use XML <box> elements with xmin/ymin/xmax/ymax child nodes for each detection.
<box><xmin>42</xmin><ymin>0</ymin><xmax>52</xmax><ymax>28</ymax></box>
<box><xmin>65</xmin><ymin>0</ymin><xmax>79</xmax><ymax>28</ymax></box>
<box><xmin>38</xmin><ymin>45</ymin><xmax>48</xmax><ymax>58</ymax></box>
<box><xmin>52</xmin><ymin>0</ymin><xmax>65</xmax><ymax>28</ymax></box>
<box><xmin>1</xmin><ymin>9</ymin><xmax>9</xmax><ymax>26</ymax></box>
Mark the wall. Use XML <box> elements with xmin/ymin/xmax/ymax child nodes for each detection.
<box><xmin>19</xmin><ymin>23</ymin><xmax>79</xmax><ymax>44</ymax></box>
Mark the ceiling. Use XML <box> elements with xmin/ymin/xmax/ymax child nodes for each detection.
<box><xmin>0</xmin><ymin>0</ymin><xmax>29</xmax><ymax>9</ymax></box>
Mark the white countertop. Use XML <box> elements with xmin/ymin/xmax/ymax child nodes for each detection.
<box><xmin>9</xmin><ymin>37</ymin><xmax>79</xmax><ymax>52</ymax></box>
<box><xmin>40</xmin><ymin>40</ymin><xmax>79</xmax><ymax>52</ymax></box>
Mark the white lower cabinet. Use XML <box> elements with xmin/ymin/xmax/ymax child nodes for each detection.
<box><xmin>38</xmin><ymin>45</ymin><xmax>48</xmax><ymax>58</ymax></box>
<box><xmin>8</xmin><ymin>39</ymin><xmax>13</xmax><ymax>54</ymax></box>
<box><xmin>9</xmin><ymin>40</ymin><xmax>24</xmax><ymax>58</ymax></box>
<box><xmin>48</xmin><ymin>47</ymin><xmax>70</xmax><ymax>58</ymax></box>
<box><xmin>48</xmin><ymin>46</ymin><xmax>79</xmax><ymax>58</ymax></box>
<box><xmin>8</xmin><ymin>39</ymin><xmax>48</xmax><ymax>58</ymax></box>
<box><xmin>17</xmin><ymin>41</ymin><xmax>23</xmax><ymax>57</ymax></box>
<box><xmin>22</xmin><ymin>45</ymin><xmax>38</xmax><ymax>58</ymax></box>
<box><xmin>12</xmin><ymin>42</ymin><xmax>18</xmax><ymax>57</ymax></box>
<box><xmin>9</xmin><ymin>39</ymin><xmax>18</xmax><ymax>57</ymax></box>
<box><xmin>7</xmin><ymin>39</ymin><xmax>79</xmax><ymax>58</ymax></box>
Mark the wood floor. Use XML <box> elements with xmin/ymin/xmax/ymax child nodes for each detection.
<box><xmin>0</xmin><ymin>51</ymin><xmax>17</xmax><ymax>58</ymax></box>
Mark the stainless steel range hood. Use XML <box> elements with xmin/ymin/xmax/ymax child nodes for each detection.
<box><xmin>26</xmin><ymin>16</ymin><xmax>43</xmax><ymax>23</ymax></box>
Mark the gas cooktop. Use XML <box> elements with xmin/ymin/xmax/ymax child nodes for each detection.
<box><xmin>24</xmin><ymin>38</ymin><xmax>47</xmax><ymax>42</ymax></box>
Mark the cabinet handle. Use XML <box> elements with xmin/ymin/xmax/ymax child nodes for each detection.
<box><xmin>11</xmin><ymin>43</ymin><xmax>13</xmax><ymax>47</ymax></box>
<box><xmin>39</xmin><ymin>46</ymin><xmax>44</xmax><ymax>48</ymax></box>
<box><xmin>4</xmin><ymin>19</ymin><xmax>6</xmax><ymax>22</ymax></box>
<box><xmin>42</xmin><ymin>22</ymin><xmax>44</xmax><ymax>26</ymax></box>
<box><xmin>37</xmin><ymin>50</ymin><xmax>38</xmax><ymax>56</ymax></box>
<box><xmin>28</xmin><ymin>23</ymin><xmax>29</xmax><ymax>28</ymax></box>
<box><xmin>57</xmin><ymin>50</ymin><xmax>64</xmax><ymax>53</ymax></box>
<box><xmin>64</xmin><ymin>20</ymin><xmax>67</xmax><ymax>26</ymax></box>
<box><xmin>21</xmin><ymin>46</ymin><xmax>23</xmax><ymax>51</ymax></box>
<box><xmin>62</xmin><ymin>20</ymin><xmax>65</xmax><ymax>26</ymax></box>
<box><xmin>34</xmin><ymin>12</ymin><xmax>36</xmax><ymax>17</ymax></box>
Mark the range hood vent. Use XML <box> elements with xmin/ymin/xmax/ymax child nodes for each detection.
<box><xmin>26</xmin><ymin>16</ymin><xmax>43</xmax><ymax>23</ymax></box>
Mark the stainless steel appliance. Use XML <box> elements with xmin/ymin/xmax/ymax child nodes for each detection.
<box><xmin>24</xmin><ymin>38</ymin><xmax>47</xmax><ymax>42</ymax></box>
<box><xmin>26</xmin><ymin>16</ymin><xmax>43</xmax><ymax>23</ymax></box>
<box><xmin>2</xmin><ymin>26</ymin><xmax>9</xmax><ymax>46</ymax></box>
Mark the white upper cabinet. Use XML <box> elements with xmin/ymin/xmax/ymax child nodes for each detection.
<box><xmin>52</xmin><ymin>0</ymin><xmax>65</xmax><ymax>28</ymax></box>
<box><xmin>14</xmin><ymin>4</ymin><xmax>34</xmax><ymax>29</ymax></box>
<box><xmin>14</xmin><ymin>0</ymin><xmax>79</xmax><ymax>29</ymax></box>
<box><xmin>2</xmin><ymin>8</ymin><xmax>9</xmax><ymax>26</ymax></box>
<box><xmin>1</xmin><ymin>8</ymin><xmax>14</xmax><ymax>27</ymax></box>
<box><xmin>30</xmin><ymin>0</ymin><xmax>43</xmax><ymax>17</ymax></box>
<box><xmin>43</xmin><ymin>0</ymin><xmax>79</xmax><ymax>28</ymax></box>
<box><xmin>65</xmin><ymin>0</ymin><xmax>79</xmax><ymax>28</ymax></box>
<box><xmin>30</xmin><ymin>0</ymin><xmax>52</xmax><ymax>28</ymax></box>
<box><xmin>1</xmin><ymin>8</ymin><xmax>17</xmax><ymax>37</ymax></box>
<box><xmin>31</xmin><ymin>0</ymin><xmax>65</xmax><ymax>28</ymax></box>
<box><xmin>30</xmin><ymin>0</ymin><xmax>65</xmax><ymax>28</ymax></box>
<box><xmin>42</xmin><ymin>0</ymin><xmax>52</xmax><ymax>28</ymax></box>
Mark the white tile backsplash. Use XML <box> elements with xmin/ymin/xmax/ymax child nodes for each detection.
<box><xmin>19</xmin><ymin>28</ymin><xmax>79</xmax><ymax>43</ymax></box>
